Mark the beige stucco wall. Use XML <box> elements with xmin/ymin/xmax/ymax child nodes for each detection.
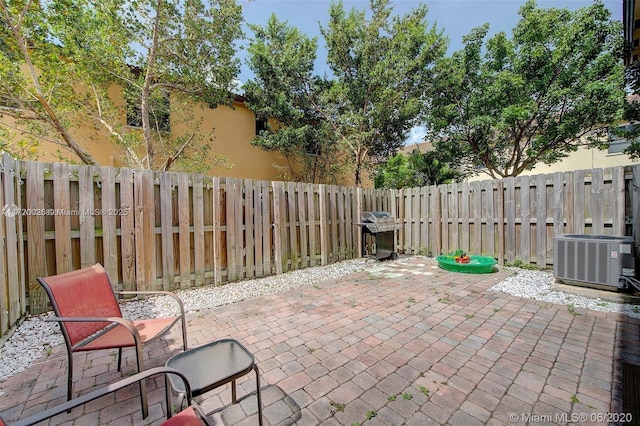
<box><xmin>0</xmin><ymin>83</ymin><xmax>307</xmax><ymax>181</ymax></box>
<box><xmin>467</xmin><ymin>145</ymin><xmax>638</xmax><ymax>182</ymax></box>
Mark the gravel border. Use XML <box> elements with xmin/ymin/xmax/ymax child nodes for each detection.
<box><xmin>490</xmin><ymin>267</ymin><xmax>640</xmax><ymax>319</ymax></box>
<box><xmin>2</xmin><ymin>257</ymin><xmax>639</xmax><ymax>382</ymax></box>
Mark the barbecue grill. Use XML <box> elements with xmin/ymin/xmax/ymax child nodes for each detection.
<box><xmin>357</xmin><ymin>211</ymin><xmax>401</xmax><ymax>260</ymax></box>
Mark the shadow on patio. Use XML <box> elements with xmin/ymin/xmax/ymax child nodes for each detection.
<box><xmin>1</xmin><ymin>256</ymin><xmax>640</xmax><ymax>425</ymax></box>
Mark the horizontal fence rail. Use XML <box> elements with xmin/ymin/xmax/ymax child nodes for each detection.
<box><xmin>0</xmin><ymin>153</ymin><xmax>638</xmax><ymax>336</ymax></box>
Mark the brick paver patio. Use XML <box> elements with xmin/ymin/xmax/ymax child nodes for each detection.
<box><xmin>1</xmin><ymin>256</ymin><xmax>639</xmax><ymax>425</ymax></box>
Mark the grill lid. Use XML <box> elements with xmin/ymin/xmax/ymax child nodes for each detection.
<box><xmin>362</xmin><ymin>211</ymin><xmax>394</xmax><ymax>224</ymax></box>
<box><xmin>360</xmin><ymin>211</ymin><xmax>400</xmax><ymax>233</ymax></box>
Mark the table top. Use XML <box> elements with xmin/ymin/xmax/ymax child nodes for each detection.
<box><xmin>165</xmin><ymin>338</ymin><xmax>255</xmax><ymax>396</ymax></box>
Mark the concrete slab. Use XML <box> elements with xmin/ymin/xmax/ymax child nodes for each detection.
<box><xmin>551</xmin><ymin>280</ymin><xmax>640</xmax><ymax>304</ymax></box>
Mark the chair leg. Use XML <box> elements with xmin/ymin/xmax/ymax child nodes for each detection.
<box><xmin>254</xmin><ymin>365</ymin><xmax>263</xmax><ymax>426</ymax></box>
<box><xmin>181</xmin><ymin>318</ymin><xmax>188</xmax><ymax>351</ymax></box>
<box><xmin>231</xmin><ymin>379</ymin><xmax>237</xmax><ymax>404</ymax></box>
<box><xmin>165</xmin><ymin>375</ymin><xmax>174</xmax><ymax>419</ymax></box>
<box><xmin>117</xmin><ymin>348</ymin><xmax>122</xmax><ymax>372</ymax></box>
<box><xmin>135</xmin><ymin>345</ymin><xmax>149</xmax><ymax>419</ymax></box>
<box><xmin>65</xmin><ymin>352</ymin><xmax>74</xmax><ymax>413</ymax></box>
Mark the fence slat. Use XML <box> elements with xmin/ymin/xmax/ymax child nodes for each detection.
<box><xmin>253</xmin><ymin>180</ymin><xmax>264</xmax><ymax>277</ymax></box>
<box><xmin>0</xmin><ymin>158</ymin><xmax>6</xmax><ymax>334</ymax></box>
<box><xmin>338</xmin><ymin>186</ymin><xmax>346</xmax><ymax>260</ymax></box>
<box><xmin>297</xmin><ymin>183</ymin><xmax>308</xmax><ymax>268</ymax></box>
<box><xmin>101</xmin><ymin>167</ymin><xmax>118</xmax><ymax>280</ymax></box>
<box><xmin>178</xmin><ymin>173</ymin><xmax>191</xmax><ymax>287</ymax></box>
<box><xmin>26</xmin><ymin>161</ymin><xmax>47</xmax><ymax>313</ymax></box>
<box><xmin>460</xmin><ymin>182</ymin><xmax>470</xmax><ymax>253</ymax></box>
<box><xmin>485</xmin><ymin>180</ymin><xmax>496</xmax><ymax>257</ymax></box>
<box><xmin>53</xmin><ymin>163</ymin><xmax>72</xmax><ymax>273</ymax></box>
<box><xmin>573</xmin><ymin>170</ymin><xmax>585</xmax><ymax>233</ymax></box>
<box><xmin>421</xmin><ymin>186</ymin><xmax>429</xmax><ymax>254</ymax></box>
<box><xmin>272</xmin><ymin>181</ymin><xmax>284</xmax><ymax>273</ymax></box>
<box><xmin>496</xmin><ymin>180</ymin><xmax>505</xmax><ymax>264</ymax></box>
<box><xmin>591</xmin><ymin>169</ymin><xmax>605</xmax><ymax>235</ymax></box>
<box><xmin>78</xmin><ymin>165</ymin><xmax>96</xmax><ymax>268</ymax></box>
<box><xmin>261</xmin><ymin>180</ymin><xmax>272</xmax><ymax>275</ymax></box>
<box><xmin>535</xmin><ymin>174</ymin><xmax>547</xmax><ymax>267</ymax></box>
<box><xmin>612</xmin><ymin>167</ymin><xmax>626</xmax><ymax>235</ymax></box>
<box><xmin>319</xmin><ymin>185</ymin><xmax>327</xmax><ymax>265</ymax></box>
<box><xmin>1</xmin><ymin>154</ymin><xmax>21</xmax><ymax>331</ymax></box>
<box><xmin>212</xmin><ymin>177</ymin><xmax>222</xmax><ymax>284</ymax></box>
<box><xmin>245</xmin><ymin>179</ymin><xmax>255</xmax><ymax>278</ymax></box>
<box><xmin>431</xmin><ymin>186</ymin><xmax>441</xmax><ymax>255</ymax></box>
<box><xmin>193</xmin><ymin>174</ymin><xmax>205</xmax><ymax>286</ymax></box>
<box><xmin>471</xmin><ymin>181</ymin><xmax>481</xmax><ymax>254</ymax></box>
<box><xmin>520</xmin><ymin>175</ymin><xmax>531</xmax><ymax>263</ymax></box>
<box><xmin>160</xmin><ymin>172</ymin><xmax>174</xmax><ymax>290</ymax></box>
<box><xmin>225</xmin><ymin>178</ymin><xmax>237</xmax><ymax>281</ymax></box>
<box><xmin>552</xmin><ymin>172</ymin><xmax>564</xmax><ymax>237</ymax></box>
<box><xmin>287</xmin><ymin>182</ymin><xmax>298</xmax><ymax>270</ymax></box>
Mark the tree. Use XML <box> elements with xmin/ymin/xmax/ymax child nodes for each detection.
<box><xmin>321</xmin><ymin>0</ymin><xmax>447</xmax><ymax>186</ymax></box>
<box><xmin>0</xmin><ymin>0</ymin><xmax>243</xmax><ymax>172</ymax></box>
<box><xmin>244</xmin><ymin>15</ymin><xmax>345</xmax><ymax>184</ymax></box>
<box><xmin>617</xmin><ymin>62</ymin><xmax>640</xmax><ymax>160</ymax></box>
<box><xmin>0</xmin><ymin>0</ymin><xmax>120</xmax><ymax>164</ymax></box>
<box><xmin>425</xmin><ymin>0</ymin><xmax>626</xmax><ymax>179</ymax></box>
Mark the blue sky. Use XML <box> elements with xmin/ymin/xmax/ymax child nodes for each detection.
<box><xmin>238</xmin><ymin>0</ymin><xmax>622</xmax><ymax>144</ymax></box>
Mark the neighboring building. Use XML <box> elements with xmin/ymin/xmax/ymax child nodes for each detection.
<box><xmin>624</xmin><ymin>0</ymin><xmax>640</xmax><ymax>66</ymax></box>
<box><xmin>402</xmin><ymin>135</ymin><xmax>637</xmax><ymax>182</ymax></box>
<box><xmin>1</xmin><ymin>89</ymin><xmax>296</xmax><ymax>181</ymax></box>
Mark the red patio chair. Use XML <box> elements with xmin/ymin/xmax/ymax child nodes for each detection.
<box><xmin>37</xmin><ymin>264</ymin><xmax>188</xmax><ymax>419</ymax></box>
<box><xmin>1</xmin><ymin>367</ymin><xmax>210</xmax><ymax>426</ymax></box>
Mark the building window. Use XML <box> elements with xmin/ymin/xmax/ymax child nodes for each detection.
<box><xmin>255</xmin><ymin>117</ymin><xmax>268</xmax><ymax>135</ymax></box>
<box><xmin>607</xmin><ymin>124</ymin><xmax>638</xmax><ymax>154</ymax></box>
<box><xmin>125</xmin><ymin>89</ymin><xmax>170</xmax><ymax>132</ymax></box>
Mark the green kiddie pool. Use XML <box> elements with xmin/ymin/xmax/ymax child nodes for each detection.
<box><xmin>436</xmin><ymin>255</ymin><xmax>498</xmax><ymax>274</ymax></box>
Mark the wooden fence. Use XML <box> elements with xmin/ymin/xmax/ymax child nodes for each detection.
<box><xmin>0</xmin><ymin>154</ymin><xmax>638</xmax><ymax>336</ymax></box>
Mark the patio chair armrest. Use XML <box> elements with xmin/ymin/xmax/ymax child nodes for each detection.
<box><xmin>117</xmin><ymin>290</ymin><xmax>186</xmax><ymax>317</ymax></box>
<box><xmin>10</xmin><ymin>367</ymin><xmax>193</xmax><ymax>426</ymax></box>
<box><xmin>44</xmin><ymin>316</ymin><xmax>142</xmax><ymax>348</ymax></box>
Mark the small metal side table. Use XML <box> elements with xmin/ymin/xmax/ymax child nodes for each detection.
<box><xmin>165</xmin><ymin>339</ymin><xmax>263</xmax><ymax>425</ymax></box>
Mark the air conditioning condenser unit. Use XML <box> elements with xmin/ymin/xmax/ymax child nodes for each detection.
<box><xmin>553</xmin><ymin>234</ymin><xmax>636</xmax><ymax>291</ymax></box>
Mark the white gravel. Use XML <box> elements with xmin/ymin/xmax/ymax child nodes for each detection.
<box><xmin>2</xmin><ymin>258</ymin><xmax>639</xmax><ymax>382</ymax></box>
<box><xmin>490</xmin><ymin>267</ymin><xmax>640</xmax><ymax>319</ymax></box>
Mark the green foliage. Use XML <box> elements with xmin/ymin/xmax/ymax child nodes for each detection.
<box><xmin>425</xmin><ymin>0</ymin><xmax>625</xmax><ymax>178</ymax></box>
<box><xmin>244</xmin><ymin>15</ymin><xmax>344</xmax><ymax>184</ymax></box>
<box><xmin>504</xmin><ymin>259</ymin><xmax>539</xmax><ymax>270</ymax></box>
<box><xmin>375</xmin><ymin>148</ymin><xmax>463</xmax><ymax>189</ymax></box>
<box><xmin>321</xmin><ymin>0</ymin><xmax>447</xmax><ymax>186</ymax></box>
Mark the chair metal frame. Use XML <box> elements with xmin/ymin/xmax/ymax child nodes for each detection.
<box><xmin>37</xmin><ymin>263</ymin><xmax>188</xmax><ymax>419</ymax></box>
<box><xmin>4</xmin><ymin>367</ymin><xmax>209</xmax><ymax>426</ymax></box>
